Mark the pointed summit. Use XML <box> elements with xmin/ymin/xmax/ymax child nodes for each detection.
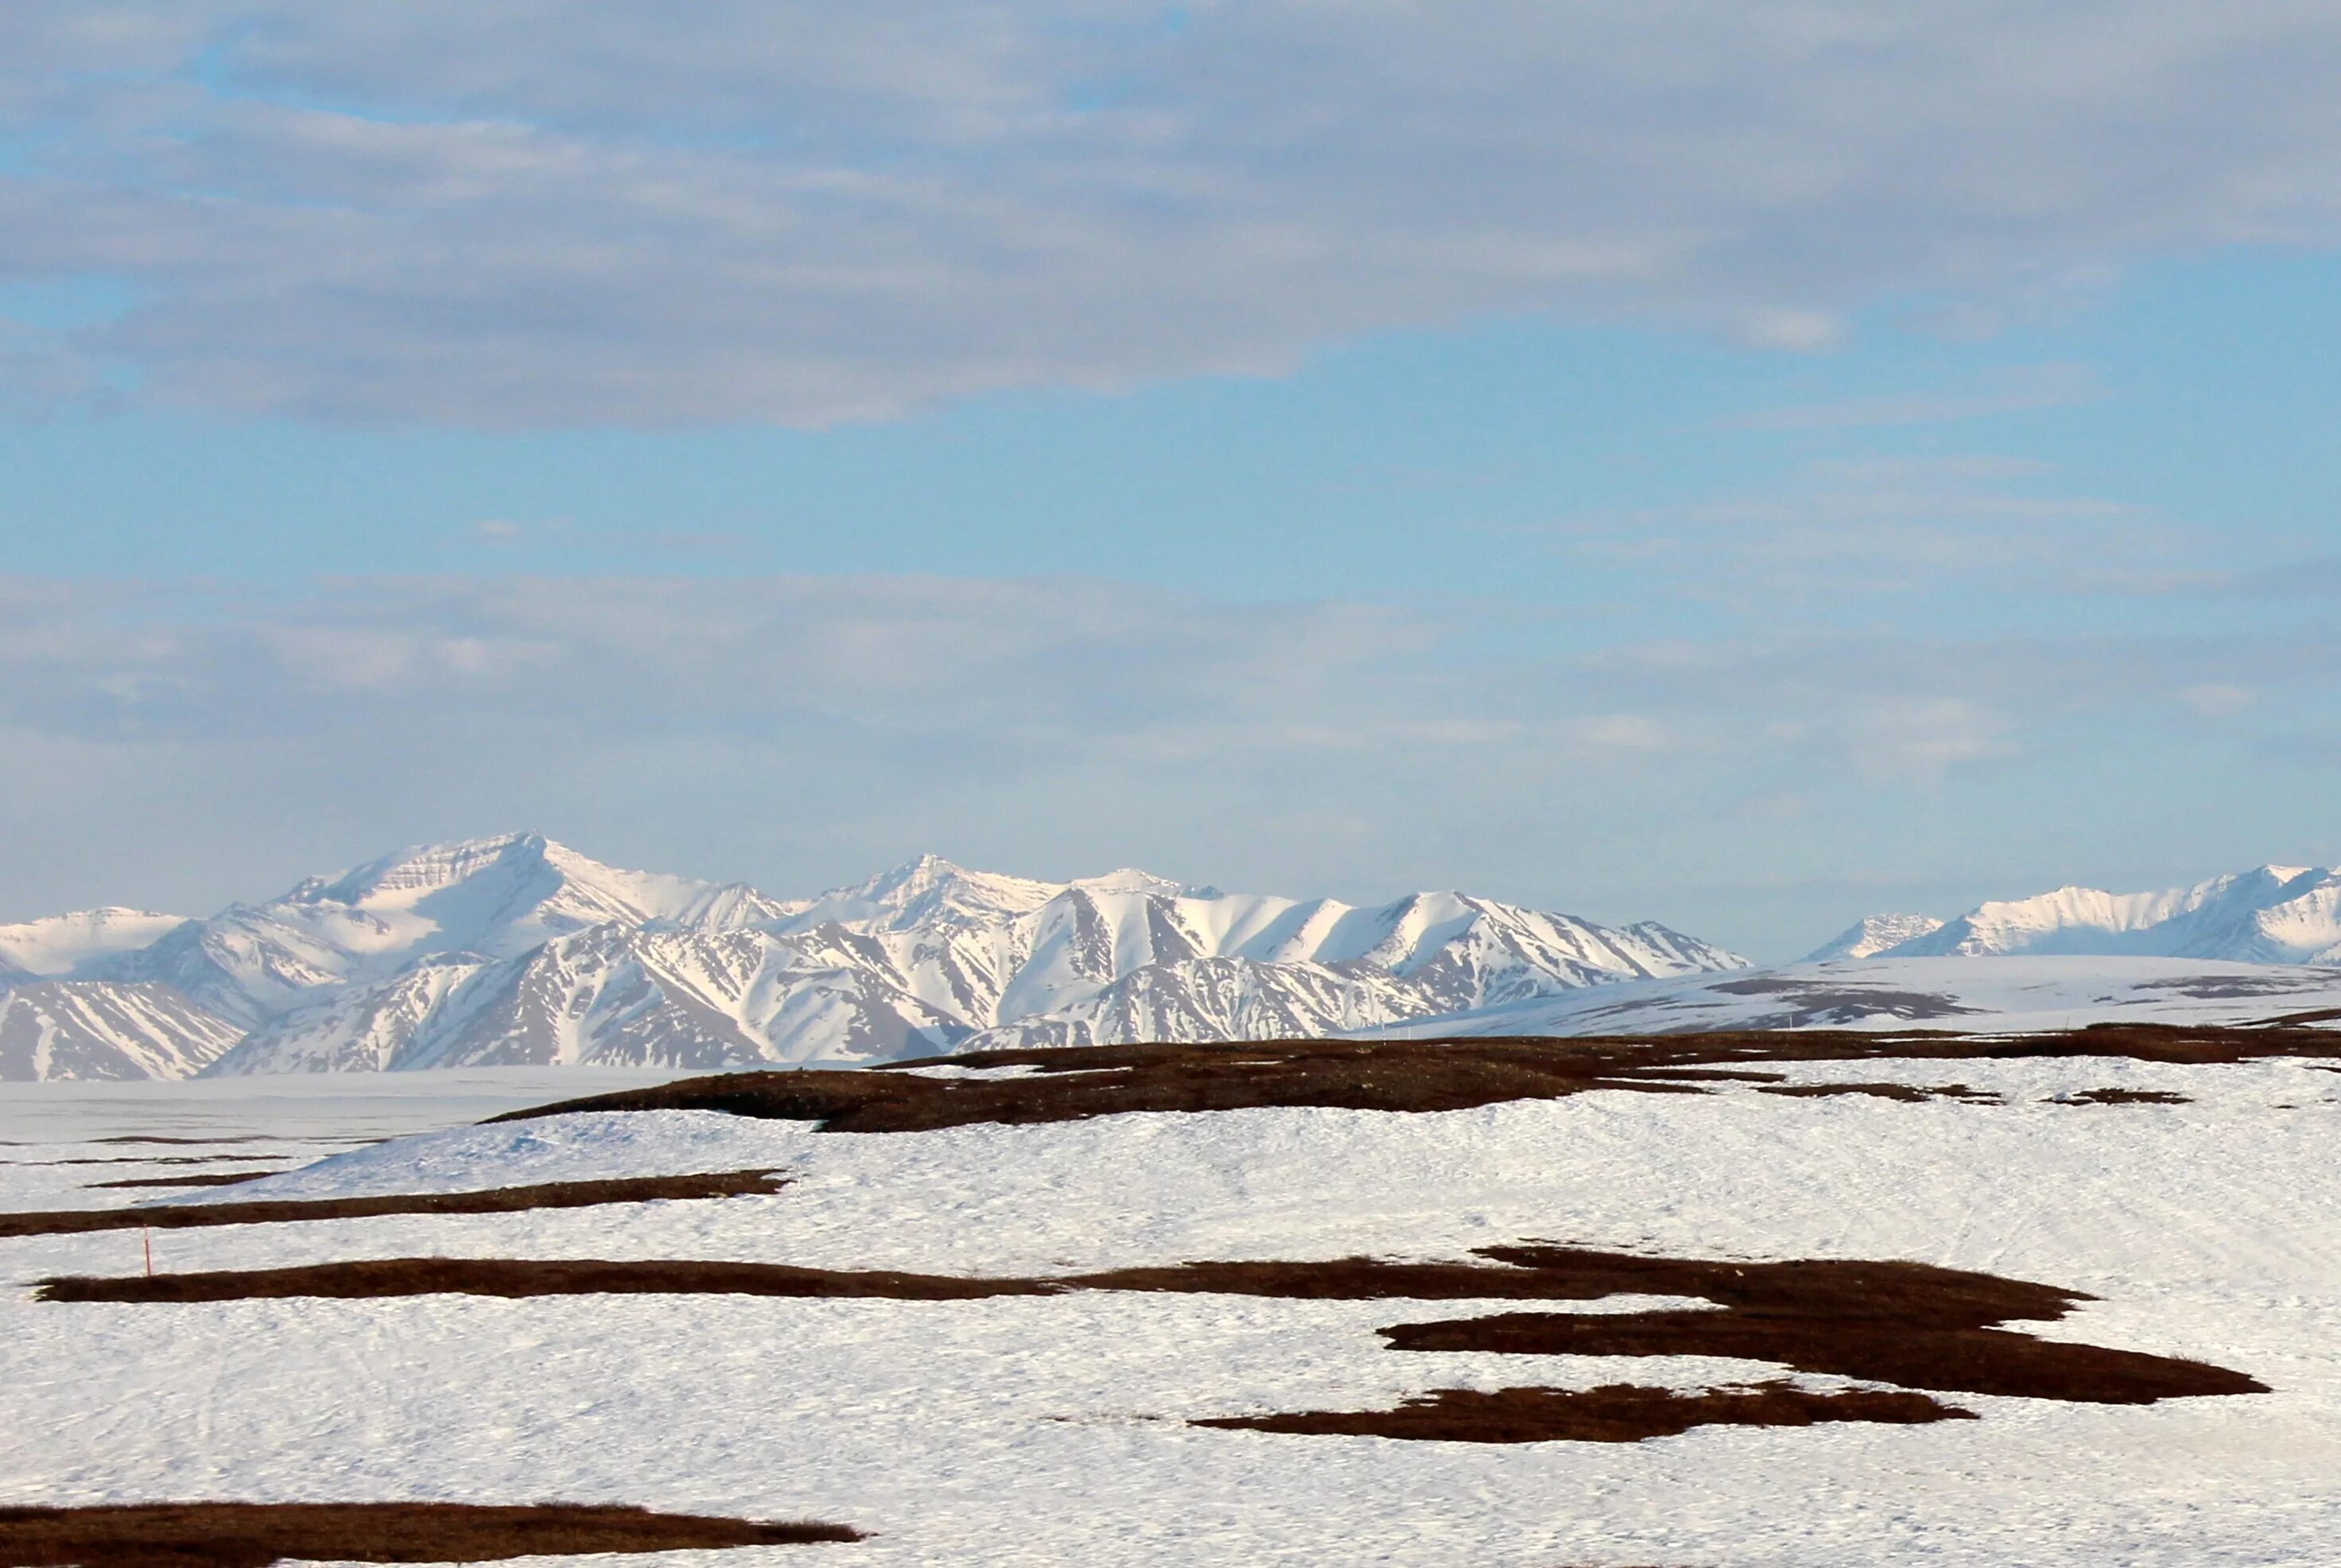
<box><xmin>283</xmin><ymin>832</ymin><xmax>555</xmax><ymax>907</ymax></box>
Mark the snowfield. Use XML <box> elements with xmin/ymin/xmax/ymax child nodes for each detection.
<box><xmin>1380</xmin><ymin>954</ymin><xmax>2341</xmax><ymax>1037</ymax></box>
<box><xmin>4</xmin><ymin>1039</ymin><xmax>2340</xmax><ymax>1566</ymax></box>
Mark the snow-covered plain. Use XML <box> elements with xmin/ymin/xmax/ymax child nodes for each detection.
<box><xmin>5</xmin><ymin>1048</ymin><xmax>2340</xmax><ymax>1566</ymax></box>
<box><xmin>1380</xmin><ymin>954</ymin><xmax>2341</xmax><ymax>1037</ymax></box>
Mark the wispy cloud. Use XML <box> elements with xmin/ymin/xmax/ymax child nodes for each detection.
<box><xmin>1720</xmin><ymin>364</ymin><xmax>2106</xmax><ymax>432</ymax></box>
<box><xmin>1545</xmin><ymin>452</ymin><xmax>2176</xmax><ymax>604</ymax></box>
<box><xmin>2</xmin><ymin>5</ymin><xmax>2339</xmax><ymax>424</ymax></box>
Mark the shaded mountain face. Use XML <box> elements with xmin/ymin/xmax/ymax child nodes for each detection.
<box><xmin>6</xmin><ymin>836</ymin><xmax>1750</xmax><ymax>1078</ymax></box>
<box><xmin>1869</xmin><ymin>867</ymin><xmax>2341</xmax><ymax>964</ymax></box>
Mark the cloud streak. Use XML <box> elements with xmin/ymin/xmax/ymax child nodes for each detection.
<box><xmin>2</xmin><ymin>2</ymin><xmax>2340</xmax><ymax>424</ymax></box>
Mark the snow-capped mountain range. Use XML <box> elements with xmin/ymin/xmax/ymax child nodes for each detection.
<box><xmin>1808</xmin><ymin>866</ymin><xmax>2341</xmax><ymax>966</ymax></box>
<box><xmin>12</xmin><ymin>845</ymin><xmax>2341</xmax><ymax>1081</ymax></box>
<box><xmin>0</xmin><ymin>834</ymin><xmax>1745</xmax><ymax>1080</ymax></box>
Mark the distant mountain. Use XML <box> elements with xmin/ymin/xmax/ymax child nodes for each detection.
<box><xmin>0</xmin><ymin>907</ymin><xmax>189</xmax><ymax>978</ymax></box>
<box><xmin>770</xmin><ymin>853</ymin><xmax>1067</xmax><ymax>933</ymax></box>
<box><xmin>1881</xmin><ymin>867</ymin><xmax>2341</xmax><ymax>963</ymax></box>
<box><xmin>84</xmin><ymin>833</ymin><xmax>790</xmax><ymax>1028</ymax></box>
<box><xmin>208</xmin><ymin>856</ymin><xmax>1750</xmax><ymax>1074</ymax></box>
<box><xmin>2</xmin><ymin>834</ymin><xmax>1751</xmax><ymax>1078</ymax></box>
<box><xmin>1802</xmin><ymin>914</ymin><xmax>1947</xmax><ymax>963</ymax></box>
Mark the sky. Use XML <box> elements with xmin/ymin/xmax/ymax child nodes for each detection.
<box><xmin>3</xmin><ymin>2</ymin><xmax>2341</xmax><ymax>958</ymax></box>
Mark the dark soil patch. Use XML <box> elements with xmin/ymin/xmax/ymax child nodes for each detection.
<box><xmin>42</xmin><ymin>1256</ymin><xmax>1057</xmax><ymax>1304</ymax></box>
<box><xmin>2055</xmin><ymin>1088</ymin><xmax>2192</xmax><ymax>1105</ymax></box>
<box><xmin>91</xmin><ymin>1136</ymin><xmax>284</xmax><ymax>1146</ymax></box>
<box><xmin>0</xmin><ymin>1500</ymin><xmax>860</xmax><ymax>1567</ymax></box>
<box><xmin>44</xmin><ymin>1243</ymin><xmax>2261</xmax><ymax>1408</ymax></box>
<box><xmin>1757</xmin><ymin>1081</ymin><xmax>1931</xmax><ymax>1101</ymax></box>
<box><xmin>1759</xmin><ymin>1081</ymin><xmax>2001</xmax><ymax>1104</ymax></box>
<box><xmin>86</xmin><ymin>1171</ymin><xmax>278</xmax><ymax>1190</ymax></box>
<box><xmin>488</xmin><ymin>1026</ymin><xmax>2341</xmax><ymax>1135</ymax></box>
<box><xmin>19</xmin><ymin>1155</ymin><xmax>295</xmax><ymax>1168</ymax></box>
<box><xmin>0</xmin><ymin>1169</ymin><xmax>785</xmax><ymax>1240</ymax></box>
<box><xmin>1374</xmin><ymin>1244</ymin><xmax>2261</xmax><ymax>1404</ymax></box>
<box><xmin>1198</xmin><ymin>1380</ymin><xmax>1970</xmax><ymax>1442</ymax></box>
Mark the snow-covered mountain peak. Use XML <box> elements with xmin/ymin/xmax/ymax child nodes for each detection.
<box><xmin>278</xmin><ymin>833</ymin><xmax>783</xmax><ymax>941</ymax></box>
<box><xmin>74</xmin><ymin>835</ymin><xmax>792</xmax><ymax>1031</ymax></box>
<box><xmin>1803</xmin><ymin>914</ymin><xmax>1948</xmax><ymax>964</ymax></box>
<box><xmin>1880</xmin><ymin>864</ymin><xmax>2341</xmax><ymax>964</ymax></box>
<box><xmin>284</xmin><ymin>832</ymin><xmax>556</xmax><ymax>907</ymax></box>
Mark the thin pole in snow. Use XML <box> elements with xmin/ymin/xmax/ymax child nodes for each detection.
<box><xmin>143</xmin><ymin>1226</ymin><xmax>153</xmax><ymax>1279</ymax></box>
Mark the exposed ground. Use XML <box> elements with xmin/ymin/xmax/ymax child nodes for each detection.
<box><xmin>0</xmin><ymin>1168</ymin><xmax>784</xmax><ymax>1239</ymax></box>
<box><xmin>493</xmin><ymin>1025</ymin><xmax>2341</xmax><ymax>1133</ymax></box>
<box><xmin>83</xmin><ymin>1170</ymin><xmax>278</xmax><ymax>1190</ymax></box>
<box><xmin>0</xmin><ymin>1500</ymin><xmax>860</xmax><ymax>1567</ymax></box>
<box><xmin>1196</xmin><ymin>1380</ymin><xmax>1968</xmax><ymax>1442</ymax></box>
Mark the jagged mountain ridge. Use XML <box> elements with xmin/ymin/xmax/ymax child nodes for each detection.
<box><xmin>209</xmin><ymin>864</ymin><xmax>1749</xmax><ymax>1074</ymax></box>
<box><xmin>2</xmin><ymin>834</ymin><xmax>1750</xmax><ymax>1079</ymax></box>
<box><xmin>85</xmin><ymin>833</ymin><xmax>791</xmax><ymax>1029</ymax></box>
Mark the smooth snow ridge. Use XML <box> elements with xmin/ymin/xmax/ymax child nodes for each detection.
<box><xmin>1850</xmin><ymin>864</ymin><xmax>2341</xmax><ymax>964</ymax></box>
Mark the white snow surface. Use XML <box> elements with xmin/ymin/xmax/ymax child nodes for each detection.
<box><xmin>5</xmin><ymin>1058</ymin><xmax>2340</xmax><ymax>1565</ymax></box>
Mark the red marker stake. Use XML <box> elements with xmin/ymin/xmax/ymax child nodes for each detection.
<box><xmin>143</xmin><ymin>1227</ymin><xmax>153</xmax><ymax>1279</ymax></box>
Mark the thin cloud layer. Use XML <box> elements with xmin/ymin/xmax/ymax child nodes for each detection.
<box><xmin>3</xmin><ymin>2</ymin><xmax>2340</xmax><ymax>425</ymax></box>
<box><xmin>0</xmin><ymin>572</ymin><xmax>2327</xmax><ymax>940</ymax></box>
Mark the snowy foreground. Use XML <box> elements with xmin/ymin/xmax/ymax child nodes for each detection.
<box><xmin>5</xmin><ymin>1048</ymin><xmax>2341</xmax><ymax>1566</ymax></box>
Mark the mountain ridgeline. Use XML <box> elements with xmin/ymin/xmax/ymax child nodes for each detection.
<box><xmin>0</xmin><ymin>836</ymin><xmax>1745</xmax><ymax>1080</ymax></box>
<box><xmin>14</xmin><ymin>840</ymin><xmax>2341</xmax><ymax>1081</ymax></box>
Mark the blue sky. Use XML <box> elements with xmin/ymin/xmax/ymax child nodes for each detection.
<box><xmin>3</xmin><ymin>4</ymin><xmax>2339</xmax><ymax>956</ymax></box>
